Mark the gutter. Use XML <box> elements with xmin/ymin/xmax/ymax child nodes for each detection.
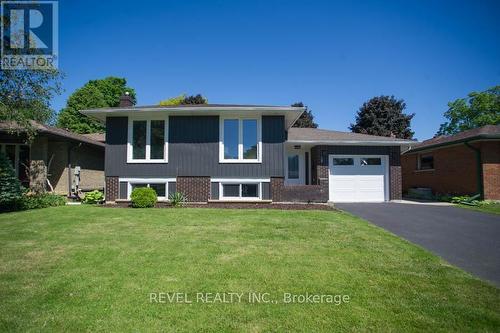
<box><xmin>464</xmin><ymin>141</ymin><xmax>484</xmax><ymax>200</ymax></box>
<box><xmin>406</xmin><ymin>134</ymin><xmax>500</xmax><ymax>154</ymax></box>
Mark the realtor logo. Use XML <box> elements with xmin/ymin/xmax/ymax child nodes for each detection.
<box><xmin>1</xmin><ymin>1</ymin><xmax>58</xmax><ymax>69</ymax></box>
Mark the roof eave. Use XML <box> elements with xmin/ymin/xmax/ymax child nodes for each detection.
<box><xmin>286</xmin><ymin>140</ymin><xmax>414</xmax><ymax>146</ymax></box>
<box><xmin>404</xmin><ymin>134</ymin><xmax>500</xmax><ymax>154</ymax></box>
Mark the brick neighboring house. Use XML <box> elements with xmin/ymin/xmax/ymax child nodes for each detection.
<box><xmin>82</xmin><ymin>94</ymin><xmax>413</xmax><ymax>204</ymax></box>
<box><xmin>0</xmin><ymin>122</ymin><xmax>105</xmax><ymax>196</ymax></box>
<box><xmin>401</xmin><ymin>125</ymin><xmax>500</xmax><ymax>200</ymax></box>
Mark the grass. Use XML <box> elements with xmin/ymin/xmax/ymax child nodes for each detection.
<box><xmin>458</xmin><ymin>202</ymin><xmax>500</xmax><ymax>215</ymax></box>
<box><xmin>0</xmin><ymin>206</ymin><xmax>499</xmax><ymax>332</ymax></box>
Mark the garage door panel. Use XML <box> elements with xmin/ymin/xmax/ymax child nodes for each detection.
<box><xmin>329</xmin><ymin>156</ymin><xmax>387</xmax><ymax>202</ymax></box>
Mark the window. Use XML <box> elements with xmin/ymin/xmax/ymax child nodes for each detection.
<box><xmin>0</xmin><ymin>144</ymin><xmax>30</xmax><ymax>186</ymax></box>
<box><xmin>332</xmin><ymin>158</ymin><xmax>354</xmax><ymax>166</ymax></box>
<box><xmin>288</xmin><ymin>155</ymin><xmax>299</xmax><ymax>179</ymax></box>
<box><xmin>419</xmin><ymin>154</ymin><xmax>434</xmax><ymax>170</ymax></box>
<box><xmin>221</xmin><ymin>183</ymin><xmax>260</xmax><ymax>199</ymax></box>
<box><xmin>220</xmin><ymin>118</ymin><xmax>261</xmax><ymax>162</ymax></box>
<box><xmin>128</xmin><ymin>118</ymin><xmax>168</xmax><ymax>163</ymax></box>
<box><xmin>360</xmin><ymin>157</ymin><xmax>381</xmax><ymax>166</ymax></box>
<box><xmin>129</xmin><ymin>182</ymin><xmax>168</xmax><ymax>199</ymax></box>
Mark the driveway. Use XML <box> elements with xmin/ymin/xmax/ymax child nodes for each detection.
<box><xmin>336</xmin><ymin>202</ymin><xmax>500</xmax><ymax>287</ymax></box>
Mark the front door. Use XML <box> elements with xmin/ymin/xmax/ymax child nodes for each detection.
<box><xmin>285</xmin><ymin>146</ymin><xmax>306</xmax><ymax>185</ymax></box>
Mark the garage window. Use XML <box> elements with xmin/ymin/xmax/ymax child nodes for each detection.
<box><xmin>332</xmin><ymin>158</ymin><xmax>354</xmax><ymax>166</ymax></box>
<box><xmin>360</xmin><ymin>157</ymin><xmax>381</xmax><ymax>166</ymax></box>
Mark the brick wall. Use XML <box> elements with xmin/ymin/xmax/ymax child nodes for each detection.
<box><xmin>271</xmin><ymin>177</ymin><xmax>328</xmax><ymax>203</ymax></box>
<box><xmin>402</xmin><ymin>144</ymin><xmax>479</xmax><ymax>197</ymax></box>
<box><xmin>105</xmin><ymin>176</ymin><xmax>119</xmax><ymax>202</ymax></box>
<box><xmin>481</xmin><ymin>141</ymin><xmax>500</xmax><ymax>200</ymax></box>
<box><xmin>176</xmin><ymin>176</ymin><xmax>211</xmax><ymax>202</ymax></box>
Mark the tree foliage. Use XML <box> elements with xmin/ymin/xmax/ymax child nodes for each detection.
<box><xmin>350</xmin><ymin>96</ymin><xmax>414</xmax><ymax>139</ymax></box>
<box><xmin>159</xmin><ymin>94</ymin><xmax>208</xmax><ymax>106</ymax></box>
<box><xmin>0</xmin><ymin>153</ymin><xmax>23</xmax><ymax>211</ymax></box>
<box><xmin>291</xmin><ymin>102</ymin><xmax>318</xmax><ymax>128</ymax></box>
<box><xmin>0</xmin><ymin>69</ymin><xmax>62</xmax><ymax>139</ymax></box>
<box><xmin>57</xmin><ymin>77</ymin><xmax>136</xmax><ymax>134</ymax></box>
<box><xmin>437</xmin><ymin>86</ymin><xmax>500</xmax><ymax>136</ymax></box>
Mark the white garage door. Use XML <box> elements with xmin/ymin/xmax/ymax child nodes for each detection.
<box><xmin>329</xmin><ymin>155</ymin><xmax>388</xmax><ymax>202</ymax></box>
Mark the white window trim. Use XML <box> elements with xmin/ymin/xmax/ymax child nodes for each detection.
<box><xmin>215</xmin><ymin>179</ymin><xmax>269</xmax><ymax>201</ymax></box>
<box><xmin>219</xmin><ymin>116</ymin><xmax>262</xmax><ymax>163</ymax></box>
<box><xmin>0</xmin><ymin>143</ymin><xmax>30</xmax><ymax>177</ymax></box>
<box><xmin>127</xmin><ymin>116</ymin><xmax>168</xmax><ymax>163</ymax></box>
<box><xmin>120</xmin><ymin>178</ymin><xmax>175</xmax><ymax>201</ymax></box>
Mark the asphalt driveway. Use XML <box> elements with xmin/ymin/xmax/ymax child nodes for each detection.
<box><xmin>336</xmin><ymin>202</ymin><xmax>500</xmax><ymax>287</ymax></box>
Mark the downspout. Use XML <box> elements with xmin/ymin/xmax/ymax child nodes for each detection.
<box><xmin>464</xmin><ymin>141</ymin><xmax>484</xmax><ymax>200</ymax></box>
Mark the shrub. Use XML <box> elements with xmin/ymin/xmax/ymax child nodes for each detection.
<box><xmin>130</xmin><ymin>187</ymin><xmax>157</xmax><ymax>208</ymax></box>
<box><xmin>82</xmin><ymin>190</ymin><xmax>104</xmax><ymax>204</ymax></box>
<box><xmin>169</xmin><ymin>192</ymin><xmax>187</xmax><ymax>207</ymax></box>
<box><xmin>20</xmin><ymin>193</ymin><xmax>66</xmax><ymax>210</ymax></box>
<box><xmin>0</xmin><ymin>153</ymin><xmax>23</xmax><ymax>211</ymax></box>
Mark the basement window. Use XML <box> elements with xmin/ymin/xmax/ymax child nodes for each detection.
<box><xmin>221</xmin><ymin>183</ymin><xmax>260</xmax><ymax>200</ymax></box>
<box><xmin>418</xmin><ymin>154</ymin><xmax>434</xmax><ymax>170</ymax></box>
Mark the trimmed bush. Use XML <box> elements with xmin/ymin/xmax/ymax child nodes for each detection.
<box><xmin>82</xmin><ymin>190</ymin><xmax>104</xmax><ymax>204</ymax></box>
<box><xmin>0</xmin><ymin>153</ymin><xmax>23</xmax><ymax>211</ymax></box>
<box><xmin>20</xmin><ymin>193</ymin><xmax>66</xmax><ymax>210</ymax></box>
<box><xmin>130</xmin><ymin>187</ymin><xmax>157</xmax><ymax>208</ymax></box>
<box><xmin>169</xmin><ymin>192</ymin><xmax>187</xmax><ymax>207</ymax></box>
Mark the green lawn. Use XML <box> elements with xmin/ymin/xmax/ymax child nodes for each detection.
<box><xmin>0</xmin><ymin>206</ymin><xmax>499</xmax><ymax>332</ymax></box>
<box><xmin>458</xmin><ymin>202</ymin><xmax>500</xmax><ymax>215</ymax></box>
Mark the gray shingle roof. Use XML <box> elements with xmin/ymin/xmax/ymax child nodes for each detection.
<box><xmin>0</xmin><ymin>121</ymin><xmax>105</xmax><ymax>147</ymax></box>
<box><xmin>287</xmin><ymin>128</ymin><xmax>414</xmax><ymax>144</ymax></box>
<box><xmin>407</xmin><ymin>125</ymin><xmax>500</xmax><ymax>153</ymax></box>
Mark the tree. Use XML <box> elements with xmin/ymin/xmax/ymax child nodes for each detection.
<box><xmin>350</xmin><ymin>96</ymin><xmax>414</xmax><ymax>139</ymax></box>
<box><xmin>159</xmin><ymin>94</ymin><xmax>208</xmax><ymax>106</ymax></box>
<box><xmin>57</xmin><ymin>77</ymin><xmax>136</xmax><ymax>133</ymax></box>
<box><xmin>0</xmin><ymin>11</ymin><xmax>63</xmax><ymax>140</ymax></box>
<box><xmin>291</xmin><ymin>102</ymin><xmax>318</xmax><ymax>128</ymax></box>
<box><xmin>0</xmin><ymin>153</ymin><xmax>23</xmax><ymax>211</ymax></box>
<box><xmin>437</xmin><ymin>86</ymin><xmax>500</xmax><ymax>136</ymax></box>
<box><xmin>0</xmin><ymin>69</ymin><xmax>62</xmax><ymax>139</ymax></box>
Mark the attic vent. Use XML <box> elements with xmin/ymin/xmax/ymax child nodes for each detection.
<box><xmin>293</xmin><ymin>145</ymin><xmax>301</xmax><ymax>149</ymax></box>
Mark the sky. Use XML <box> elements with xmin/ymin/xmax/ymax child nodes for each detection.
<box><xmin>53</xmin><ymin>0</ymin><xmax>500</xmax><ymax>140</ymax></box>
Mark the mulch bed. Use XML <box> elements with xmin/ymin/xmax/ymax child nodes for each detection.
<box><xmin>104</xmin><ymin>201</ymin><xmax>336</xmax><ymax>211</ymax></box>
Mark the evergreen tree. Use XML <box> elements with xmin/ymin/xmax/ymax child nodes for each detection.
<box><xmin>0</xmin><ymin>153</ymin><xmax>23</xmax><ymax>211</ymax></box>
<box><xmin>350</xmin><ymin>96</ymin><xmax>414</xmax><ymax>139</ymax></box>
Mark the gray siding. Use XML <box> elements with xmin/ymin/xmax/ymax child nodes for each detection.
<box><xmin>168</xmin><ymin>181</ymin><xmax>176</xmax><ymax>195</ymax></box>
<box><xmin>211</xmin><ymin>182</ymin><xmax>219</xmax><ymax>200</ymax></box>
<box><xmin>262</xmin><ymin>182</ymin><xmax>270</xmax><ymax>200</ymax></box>
<box><xmin>119</xmin><ymin>181</ymin><xmax>127</xmax><ymax>199</ymax></box>
<box><xmin>105</xmin><ymin>115</ymin><xmax>285</xmax><ymax>178</ymax></box>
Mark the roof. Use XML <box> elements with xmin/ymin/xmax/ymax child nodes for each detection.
<box><xmin>407</xmin><ymin>125</ymin><xmax>500</xmax><ymax>153</ymax></box>
<box><xmin>80</xmin><ymin>104</ymin><xmax>305</xmax><ymax>129</ymax></box>
<box><xmin>82</xmin><ymin>132</ymin><xmax>105</xmax><ymax>143</ymax></box>
<box><xmin>287</xmin><ymin>128</ymin><xmax>415</xmax><ymax>146</ymax></box>
<box><xmin>0</xmin><ymin>121</ymin><xmax>105</xmax><ymax>148</ymax></box>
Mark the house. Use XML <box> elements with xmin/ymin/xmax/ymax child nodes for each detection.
<box><xmin>0</xmin><ymin>122</ymin><xmax>105</xmax><ymax>196</ymax></box>
<box><xmin>81</xmin><ymin>94</ymin><xmax>412</xmax><ymax>204</ymax></box>
<box><xmin>401</xmin><ymin>125</ymin><xmax>500</xmax><ymax>200</ymax></box>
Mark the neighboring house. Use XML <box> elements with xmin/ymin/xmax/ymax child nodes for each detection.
<box><xmin>81</xmin><ymin>94</ymin><xmax>412</xmax><ymax>203</ymax></box>
<box><xmin>401</xmin><ymin>125</ymin><xmax>500</xmax><ymax>200</ymax></box>
<box><xmin>0</xmin><ymin>122</ymin><xmax>105</xmax><ymax>196</ymax></box>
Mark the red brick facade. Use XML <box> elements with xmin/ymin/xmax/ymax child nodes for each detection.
<box><xmin>105</xmin><ymin>176</ymin><xmax>119</xmax><ymax>202</ymax></box>
<box><xmin>401</xmin><ymin>141</ymin><xmax>500</xmax><ymax>200</ymax></box>
<box><xmin>176</xmin><ymin>176</ymin><xmax>211</xmax><ymax>202</ymax></box>
<box><xmin>271</xmin><ymin>177</ymin><xmax>328</xmax><ymax>202</ymax></box>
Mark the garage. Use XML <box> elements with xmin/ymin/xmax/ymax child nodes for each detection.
<box><xmin>329</xmin><ymin>155</ymin><xmax>388</xmax><ymax>202</ymax></box>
